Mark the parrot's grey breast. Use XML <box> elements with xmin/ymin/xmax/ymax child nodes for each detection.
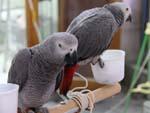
<box><xmin>67</xmin><ymin>8</ymin><xmax>118</xmax><ymax>61</ymax></box>
<box><xmin>19</xmin><ymin>51</ymin><xmax>63</xmax><ymax>108</ymax></box>
<box><xmin>19</xmin><ymin>79</ymin><xmax>56</xmax><ymax>108</ymax></box>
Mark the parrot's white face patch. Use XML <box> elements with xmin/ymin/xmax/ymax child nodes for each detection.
<box><xmin>112</xmin><ymin>2</ymin><xmax>132</xmax><ymax>22</ymax></box>
<box><xmin>55</xmin><ymin>41</ymin><xmax>77</xmax><ymax>56</ymax></box>
<box><xmin>121</xmin><ymin>4</ymin><xmax>132</xmax><ymax>22</ymax></box>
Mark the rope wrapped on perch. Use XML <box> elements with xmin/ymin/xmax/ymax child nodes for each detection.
<box><xmin>42</xmin><ymin>83</ymin><xmax>121</xmax><ymax>113</ymax></box>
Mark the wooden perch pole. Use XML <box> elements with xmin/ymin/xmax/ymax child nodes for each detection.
<box><xmin>25</xmin><ymin>0</ymin><xmax>39</xmax><ymax>47</ymax></box>
<box><xmin>47</xmin><ymin>83</ymin><xmax>121</xmax><ymax>113</ymax></box>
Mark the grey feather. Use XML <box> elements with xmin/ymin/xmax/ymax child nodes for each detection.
<box><xmin>67</xmin><ymin>4</ymin><xmax>126</xmax><ymax>63</ymax></box>
<box><xmin>8</xmin><ymin>32</ymin><xmax>78</xmax><ymax>111</ymax></box>
<box><xmin>58</xmin><ymin>2</ymin><xmax>132</xmax><ymax>96</ymax></box>
<box><xmin>8</xmin><ymin>48</ymin><xmax>31</xmax><ymax>91</ymax></box>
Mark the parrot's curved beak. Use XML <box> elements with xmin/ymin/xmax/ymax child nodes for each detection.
<box><xmin>65</xmin><ymin>51</ymin><xmax>78</xmax><ymax>66</ymax></box>
<box><xmin>126</xmin><ymin>14</ymin><xmax>132</xmax><ymax>22</ymax></box>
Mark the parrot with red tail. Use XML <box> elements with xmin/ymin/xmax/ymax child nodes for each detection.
<box><xmin>57</xmin><ymin>2</ymin><xmax>132</xmax><ymax>95</ymax></box>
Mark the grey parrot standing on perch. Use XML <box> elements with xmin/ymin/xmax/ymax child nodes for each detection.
<box><xmin>59</xmin><ymin>2</ymin><xmax>132</xmax><ymax>95</ymax></box>
<box><xmin>8</xmin><ymin>32</ymin><xmax>78</xmax><ymax>113</ymax></box>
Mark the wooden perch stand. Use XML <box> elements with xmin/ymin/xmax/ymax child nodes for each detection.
<box><xmin>47</xmin><ymin>83</ymin><xmax>121</xmax><ymax>113</ymax></box>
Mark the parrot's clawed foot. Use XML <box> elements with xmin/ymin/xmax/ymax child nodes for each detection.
<box><xmin>25</xmin><ymin>107</ymin><xmax>48</xmax><ymax>113</ymax></box>
<box><xmin>27</xmin><ymin>110</ymin><xmax>35</xmax><ymax>113</ymax></box>
<box><xmin>98</xmin><ymin>58</ymin><xmax>105</xmax><ymax>68</ymax></box>
<box><xmin>19</xmin><ymin>107</ymin><xmax>48</xmax><ymax>113</ymax></box>
<box><xmin>92</xmin><ymin>57</ymin><xmax>105</xmax><ymax>68</ymax></box>
<box><xmin>24</xmin><ymin>108</ymin><xmax>36</xmax><ymax>113</ymax></box>
<box><xmin>35</xmin><ymin>107</ymin><xmax>49</xmax><ymax>113</ymax></box>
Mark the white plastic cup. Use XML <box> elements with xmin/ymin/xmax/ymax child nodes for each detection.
<box><xmin>0</xmin><ymin>83</ymin><xmax>19</xmax><ymax>113</ymax></box>
<box><xmin>91</xmin><ymin>49</ymin><xmax>125</xmax><ymax>84</ymax></box>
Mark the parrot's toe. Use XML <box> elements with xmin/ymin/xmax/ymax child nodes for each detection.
<box><xmin>98</xmin><ymin>58</ymin><xmax>105</xmax><ymax>68</ymax></box>
<box><xmin>36</xmin><ymin>107</ymin><xmax>49</xmax><ymax>113</ymax></box>
<box><xmin>27</xmin><ymin>110</ymin><xmax>35</xmax><ymax>113</ymax></box>
<box><xmin>25</xmin><ymin>108</ymin><xmax>36</xmax><ymax>113</ymax></box>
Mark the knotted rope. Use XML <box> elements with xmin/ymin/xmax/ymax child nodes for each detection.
<box><xmin>66</xmin><ymin>72</ymin><xmax>95</xmax><ymax>113</ymax></box>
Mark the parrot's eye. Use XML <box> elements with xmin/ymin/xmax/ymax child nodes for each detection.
<box><xmin>70</xmin><ymin>48</ymin><xmax>73</xmax><ymax>51</ymax></box>
<box><xmin>126</xmin><ymin>8</ymin><xmax>129</xmax><ymax>11</ymax></box>
<box><xmin>58</xmin><ymin>43</ymin><xmax>62</xmax><ymax>48</ymax></box>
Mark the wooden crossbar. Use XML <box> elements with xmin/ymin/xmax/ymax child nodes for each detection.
<box><xmin>46</xmin><ymin>83</ymin><xmax>121</xmax><ymax>113</ymax></box>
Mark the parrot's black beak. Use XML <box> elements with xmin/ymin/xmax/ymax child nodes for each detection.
<box><xmin>126</xmin><ymin>14</ymin><xmax>132</xmax><ymax>22</ymax></box>
<box><xmin>65</xmin><ymin>51</ymin><xmax>78</xmax><ymax>66</ymax></box>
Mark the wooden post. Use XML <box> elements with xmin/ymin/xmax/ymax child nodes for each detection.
<box><xmin>47</xmin><ymin>83</ymin><xmax>121</xmax><ymax>113</ymax></box>
<box><xmin>58</xmin><ymin>0</ymin><xmax>67</xmax><ymax>32</ymax></box>
<box><xmin>25</xmin><ymin>0</ymin><xmax>39</xmax><ymax>47</ymax></box>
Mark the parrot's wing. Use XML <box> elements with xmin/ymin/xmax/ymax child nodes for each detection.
<box><xmin>55</xmin><ymin>71</ymin><xmax>64</xmax><ymax>91</ymax></box>
<box><xmin>67</xmin><ymin>9</ymin><xmax>116</xmax><ymax>61</ymax></box>
<box><xmin>8</xmin><ymin>48</ymin><xmax>32</xmax><ymax>91</ymax></box>
<box><xmin>67</xmin><ymin>8</ymin><xmax>100</xmax><ymax>33</ymax></box>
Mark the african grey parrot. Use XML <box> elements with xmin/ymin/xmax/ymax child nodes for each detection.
<box><xmin>59</xmin><ymin>2</ymin><xmax>132</xmax><ymax>95</ymax></box>
<box><xmin>8</xmin><ymin>32</ymin><xmax>78</xmax><ymax>113</ymax></box>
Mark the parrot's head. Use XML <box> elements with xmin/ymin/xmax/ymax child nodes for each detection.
<box><xmin>110</xmin><ymin>2</ymin><xmax>132</xmax><ymax>23</ymax></box>
<box><xmin>43</xmin><ymin>32</ymin><xmax>78</xmax><ymax>65</ymax></box>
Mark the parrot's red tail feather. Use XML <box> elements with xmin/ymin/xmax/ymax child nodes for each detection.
<box><xmin>60</xmin><ymin>64</ymin><xmax>79</xmax><ymax>95</ymax></box>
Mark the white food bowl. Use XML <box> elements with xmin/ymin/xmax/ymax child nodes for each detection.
<box><xmin>91</xmin><ymin>49</ymin><xmax>125</xmax><ymax>84</ymax></box>
<box><xmin>0</xmin><ymin>83</ymin><xmax>19</xmax><ymax>113</ymax></box>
